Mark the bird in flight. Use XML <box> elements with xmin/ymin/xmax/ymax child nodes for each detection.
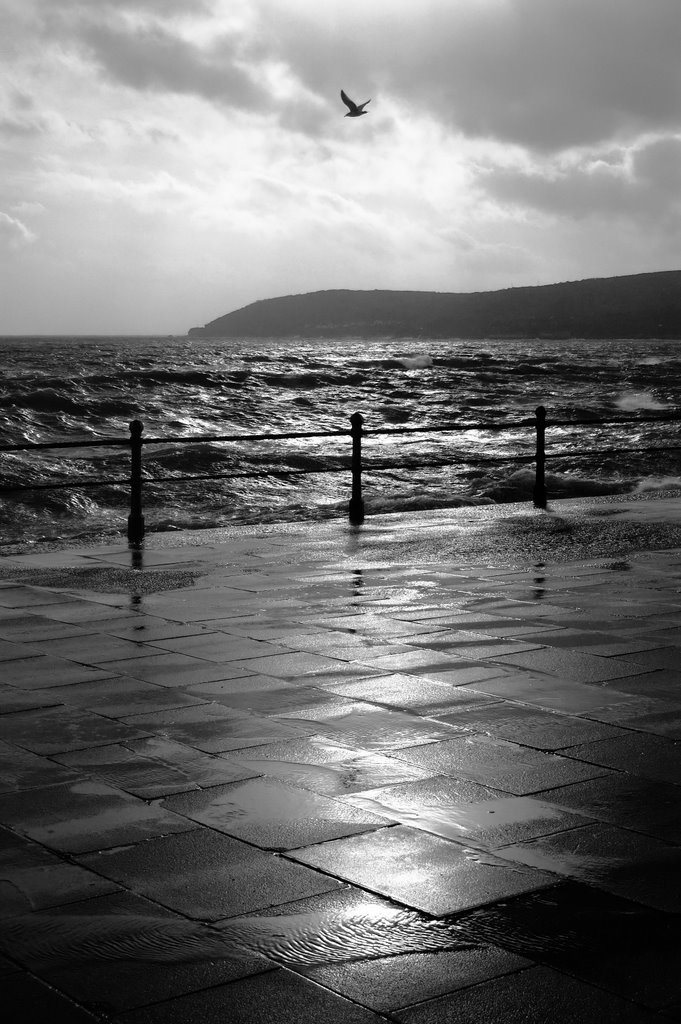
<box><xmin>341</xmin><ymin>89</ymin><xmax>370</xmax><ymax>117</ymax></box>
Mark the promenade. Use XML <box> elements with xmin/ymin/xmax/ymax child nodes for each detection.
<box><xmin>1</xmin><ymin>494</ymin><xmax>680</xmax><ymax>1022</ymax></box>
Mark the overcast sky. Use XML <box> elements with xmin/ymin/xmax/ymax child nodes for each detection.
<box><xmin>2</xmin><ymin>0</ymin><xmax>681</xmax><ymax>334</ymax></box>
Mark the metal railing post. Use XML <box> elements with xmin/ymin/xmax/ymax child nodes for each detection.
<box><xmin>127</xmin><ymin>419</ymin><xmax>145</xmax><ymax>543</ymax></box>
<box><xmin>348</xmin><ymin>412</ymin><xmax>365</xmax><ymax>524</ymax></box>
<box><xmin>533</xmin><ymin>405</ymin><xmax>547</xmax><ymax>508</ymax></box>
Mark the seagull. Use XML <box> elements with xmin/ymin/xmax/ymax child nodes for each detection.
<box><xmin>341</xmin><ymin>89</ymin><xmax>370</xmax><ymax>117</ymax></box>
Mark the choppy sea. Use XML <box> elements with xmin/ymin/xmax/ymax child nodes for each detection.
<box><xmin>1</xmin><ymin>335</ymin><xmax>680</xmax><ymax>552</ymax></box>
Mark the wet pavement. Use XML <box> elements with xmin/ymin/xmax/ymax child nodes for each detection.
<box><xmin>1</xmin><ymin>493</ymin><xmax>681</xmax><ymax>1021</ymax></box>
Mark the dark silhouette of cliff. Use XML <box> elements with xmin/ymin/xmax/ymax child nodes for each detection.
<box><xmin>188</xmin><ymin>270</ymin><xmax>681</xmax><ymax>339</ymax></box>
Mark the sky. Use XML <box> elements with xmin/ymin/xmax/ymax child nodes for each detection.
<box><xmin>1</xmin><ymin>0</ymin><xmax>681</xmax><ymax>334</ymax></box>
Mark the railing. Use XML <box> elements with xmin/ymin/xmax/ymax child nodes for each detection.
<box><xmin>2</xmin><ymin>406</ymin><xmax>681</xmax><ymax>544</ymax></box>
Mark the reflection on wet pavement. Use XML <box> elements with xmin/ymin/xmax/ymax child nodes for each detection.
<box><xmin>161</xmin><ymin>776</ymin><xmax>389</xmax><ymax>850</ymax></box>
<box><xmin>1</xmin><ymin>500</ymin><xmax>681</xmax><ymax>1018</ymax></box>
<box><xmin>229</xmin><ymin>752</ymin><xmax>431</xmax><ymax>797</ymax></box>
<box><xmin>345</xmin><ymin>790</ymin><xmax>593</xmax><ymax>848</ymax></box>
<box><xmin>1</xmin><ymin>904</ymin><xmax>481</xmax><ymax>969</ymax></box>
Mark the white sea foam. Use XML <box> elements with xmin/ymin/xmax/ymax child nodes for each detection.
<box><xmin>396</xmin><ymin>354</ymin><xmax>433</xmax><ymax>369</ymax></box>
<box><xmin>634</xmin><ymin>475</ymin><xmax>681</xmax><ymax>493</ymax></box>
<box><xmin>615</xmin><ymin>390</ymin><xmax>668</xmax><ymax>411</ymax></box>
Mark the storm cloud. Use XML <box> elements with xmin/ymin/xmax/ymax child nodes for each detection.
<box><xmin>34</xmin><ymin>0</ymin><xmax>681</xmax><ymax>148</ymax></box>
<box><xmin>254</xmin><ymin>0</ymin><xmax>681</xmax><ymax>151</ymax></box>
<box><xmin>1</xmin><ymin>0</ymin><xmax>680</xmax><ymax>332</ymax></box>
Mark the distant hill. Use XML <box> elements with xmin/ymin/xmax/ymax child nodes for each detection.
<box><xmin>188</xmin><ymin>270</ymin><xmax>681</xmax><ymax>340</ymax></box>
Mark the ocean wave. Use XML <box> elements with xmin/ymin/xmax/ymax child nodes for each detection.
<box><xmin>368</xmin><ymin>493</ymin><xmax>494</xmax><ymax>515</ymax></box>
<box><xmin>480</xmin><ymin>468</ymin><xmax>631</xmax><ymax>504</ymax></box>
<box><xmin>87</xmin><ymin>367</ymin><xmax>251</xmax><ymax>389</ymax></box>
<box><xmin>0</xmin><ymin>387</ymin><xmax>87</xmax><ymax>414</ymax></box>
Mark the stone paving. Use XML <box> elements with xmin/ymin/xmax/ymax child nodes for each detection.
<box><xmin>0</xmin><ymin>496</ymin><xmax>680</xmax><ymax>1021</ymax></box>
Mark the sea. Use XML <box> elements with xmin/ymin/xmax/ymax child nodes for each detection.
<box><xmin>1</xmin><ymin>335</ymin><xmax>680</xmax><ymax>553</ymax></box>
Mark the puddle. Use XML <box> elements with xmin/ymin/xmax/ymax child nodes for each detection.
<box><xmin>347</xmin><ymin>793</ymin><xmax>571</xmax><ymax>842</ymax></box>
<box><xmin>233</xmin><ymin>755</ymin><xmax>427</xmax><ymax>796</ymax></box>
<box><xmin>5</xmin><ymin>888</ymin><xmax>667</xmax><ymax>971</ymax></box>
<box><xmin>0</xmin><ymin>904</ymin><xmax>480</xmax><ymax>969</ymax></box>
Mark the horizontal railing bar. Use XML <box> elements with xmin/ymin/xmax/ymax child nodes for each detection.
<box><xmin>0</xmin><ymin>467</ymin><xmax>351</xmax><ymax>493</ymax></box>
<box><xmin>546</xmin><ymin>444</ymin><xmax>681</xmax><ymax>459</ymax></box>
<box><xmin>140</xmin><ymin>429</ymin><xmax>351</xmax><ymax>446</ymax></box>
<box><xmin>0</xmin><ymin>478</ymin><xmax>130</xmax><ymax>493</ymax></box>
<box><xmin>138</xmin><ymin>467</ymin><xmax>351</xmax><ymax>484</ymax></box>
<box><xmin>3</xmin><ymin>410</ymin><xmax>681</xmax><ymax>455</ymax></box>
<box><xmin>8</xmin><ymin>440</ymin><xmax>681</xmax><ymax>495</ymax></box>
<box><xmin>544</xmin><ymin>413</ymin><xmax>681</xmax><ymax>428</ymax></box>
<box><xmin>0</xmin><ymin>437</ymin><xmax>130</xmax><ymax>453</ymax></box>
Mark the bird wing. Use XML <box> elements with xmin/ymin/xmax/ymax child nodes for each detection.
<box><xmin>340</xmin><ymin>89</ymin><xmax>357</xmax><ymax>112</ymax></box>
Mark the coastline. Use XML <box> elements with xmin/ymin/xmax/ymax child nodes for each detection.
<box><xmin>4</xmin><ymin>489</ymin><xmax>681</xmax><ymax>569</ymax></box>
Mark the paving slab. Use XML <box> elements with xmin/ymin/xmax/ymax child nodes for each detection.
<box><xmin>3</xmin><ymin>973</ymin><xmax>103</xmax><ymax>1022</ymax></box>
<box><xmin>345</xmin><ymin>784</ymin><xmax>593</xmax><ymax>849</ymax></box>
<box><xmin>10</xmin><ymin>891</ymin><xmax>273</xmax><ymax>1015</ymax></box>
<box><xmin>0</xmin><ymin>586</ymin><xmax>84</xmax><ymax>609</ymax></box>
<box><xmin>53</xmin><ymin>742</ymin><xmax>260</xmax><ymax>799</ymax></box>
<box><xmin>228</xmin><ymin>650</ymin><xmax>356</xmax><ymax>678</ymax></box>
<box><xmin>290</xmin><ymin>824</ymin><xmax>556</xmax><ymax>915</ymax></box>
<box><xmin>300</xmin><ymin>945</ymin><xmax>531</xmax><ymax>1014</ymax></box>
<box><xmin>278</xmin><ymin>701</ymin><xmax>459</xmax><ymax>751</ymax></box>
<box><xmin>0</xmin><ymin>704</ymin><xmax>148</xmax><ymax>754</ymax></box>
<box><xmin>453</xmin><ymin>881</ymin><xmax>681</xmax><ymax>1013</ymax></box>
<box><xmin>230</xmin><ymin>749</ymin><xmax>434</xmax><ymax>797</ymax></box>
<box><xmin>562</xmin><ymin>731</ymin><xmax>681</xmax><ymax>784</ymax></box>
<box><xmin>25</xmin><ymin>676</ymin><xmax>203</xmax><ymax>718</ymax></box>
<box><xmin>100</xmin><ymin>651</ymin><xmax>252</xmax><ymax>686</ymax></box>
<box><xmin>0</xmin><ymin>779</ymin><xmax>194</xmax><ymax>853</ymax></box>
<box><xmin>162</xmin><ymin>777</ymin><xmax>389</xmax><ymax>850</ymax></box>
<box><xmin>115</xmin><ymin>967</ymin><xmax>387</xmax><ymax>1023</ymax></box>
<box><xmin>122</xmin><ymin>701</ymin><xmax>309</xmax><ymax>752</ymax></box>
<box><xmin>493</xmin><ymin>646</ymin><xmax>651</xmax><ymax>682</ymax></box>
<box><xmin>320</xmin><ymin>673</ymin><xmax>501</xmax><ymax>715</ymax></box>
<box><xmin>496</xmin><ymin>822</ymin><xmax>681</xmax><ymax>911</ymax></box>
<box><xmin>437</xmin><ymin>701</ymin><xmax>628</xmax><ymax>749</ymax></box>
<box><xmin>0</xmin><ymin>827</ymin><xmax>119</xmax><ymax>913</ymax></box>
<box><xmin>0</xmin><ymin>739</ymin><xmax>79</xmax><ymax>791</ymax></box>
<box><xmin>394</xmin><ymin>964</ymin><xmax>665</xmax><ymax>1023</ymax></box>
<box><xmin>199</xmin><ymin>681</ymin><xmax>350</xmax><ymax>716</ymax></box>
<box><xmin>78</xmin><ymin>828</ymin><xmax>342</xmax><ymax>919</ymax></box>
<box><xmin>460</xmin><ymin>673</ymin><xmax>642</xmax><ymax>713</ymax></box>
<box><xmin>148</xmin><ymin>632</ymin><xmax>294</xmax><ymax>663</ymax></box>
<box><xmin>0</xmin><ymin>638</ymin><xmax>41</xmax><ymax>662</ymax></box>
<box><xmin>533</xmin><ymin>773</ymin><xmax>681</xmax><ymax>842</ymax></box>
<box><xmin>0</xmin><ymin>684</ymin><xmax>59</xmax><ymax>715</ymax></box>
<box><xmin>29</xmin><ymin>632</ymin><xmax>163</xmax><ymax>665</ymax></box>
<box><xmin>2</xmin><ymin>654</ymin><xmax>119</xmax><ymax>689</ymax></box>
<box><xmin>391</xmin><ymin>734</ymin><xmax>611</xmax><ymax>793</ymax></box>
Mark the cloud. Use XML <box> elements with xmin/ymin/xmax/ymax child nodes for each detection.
<box><xmin>26</xmin><ymin>0</ymin><xmax>681</xmax><ymax>151</ymax></box>
<box><xmin>76</xmin><ymin>21</ymin><xmax>270</xmax><ymax>113</ymax></box>
<box><xmin>0</xmin><ymin>211</ymin><xmax>36</xmax><ymax>247</ymax></box>
<box><xmin>633</xmin><ymin>137</ymin><xmax>681</xmax><ymax>197</ymax></box>
<box><xmin>255</xmin><ymin>0</ymin><xmax>681</xmax><ymax>152</ymax></box>
<box><xmin>480</xmin><ymin>135</ymin><xmax>681</xmax><ymax>222</ymax></box>
<box><xmin>9</xmin><ymin>0</ymin><xmax>681</xmax><ymax>150</ymax></box>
